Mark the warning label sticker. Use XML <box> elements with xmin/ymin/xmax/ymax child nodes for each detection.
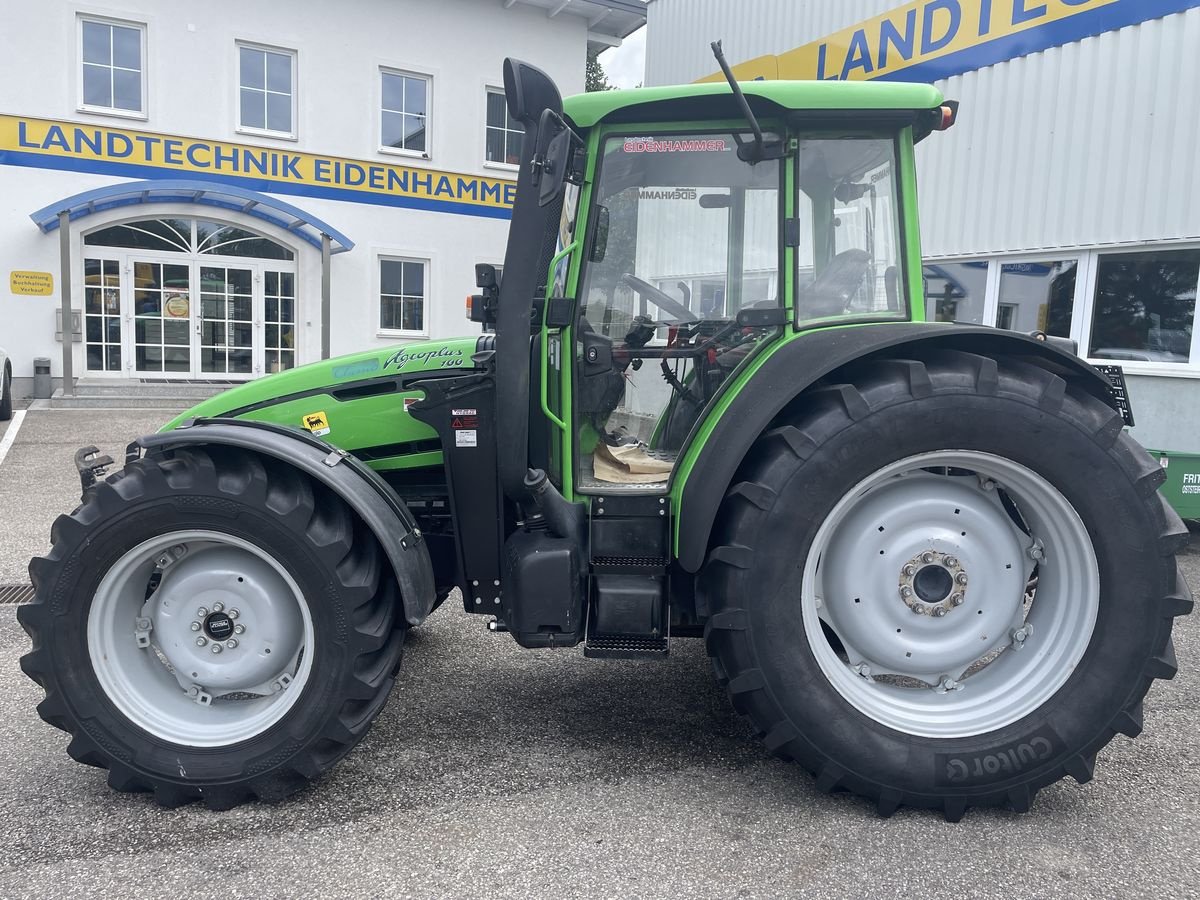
<box><xmin>301</xmin><ymin>411</ymin><xmax>331</xmax><ymax>437</ymax></box>
<box><xmin>455</xmin><ymin>430</ymin><xmax>477</xmax><ymax>448</ymax></box>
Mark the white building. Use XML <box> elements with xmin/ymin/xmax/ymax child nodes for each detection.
<box><xmin>0</xmin><ymin>0</ymin><xmax>644</xmax><ymax>391</ymax></box>
<box><xmin>645</xmin><ymin>0</ymin><xmax>1200</xmax><ymax>456</ymax></box>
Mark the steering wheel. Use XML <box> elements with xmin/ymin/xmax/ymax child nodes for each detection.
<box><xmin>620</xmin><ymin>273</ymin><xmax>697</xmax><ymax>323</ymax></box>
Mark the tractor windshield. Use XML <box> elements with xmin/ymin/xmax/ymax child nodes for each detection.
<box><xmin>575</xmin><ymin>129</ymin><xmax>783</xmax><ymax>491</ymax></box>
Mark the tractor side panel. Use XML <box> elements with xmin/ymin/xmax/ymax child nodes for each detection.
<box><xmin>671</xmin><ymin>323</ymin><xmax>1122</xmax><ymax>573</ymax></box>
<box><xmin>159</xmin><ymin>337</ymin><xmax>485</xmax><ymax>470</ymax></box>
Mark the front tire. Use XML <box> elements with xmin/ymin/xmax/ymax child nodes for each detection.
<box><xmin>19</xmin><ymin>446</ymin><xmax>406</xmax><ymax>808</ymax></box>
<box><xmin>701</xmin><ymin>352</ymin><xmax>1191</xmax><ymax>819</ymax></box>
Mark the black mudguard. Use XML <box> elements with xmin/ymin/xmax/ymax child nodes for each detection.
<box><xmin>136</xmin><ymin>418</ymin><xmax>437</xmax><ymax>625</ymax></box>
<box><xmin>675</xmin><ymin>323</ymin><xmax>1123</xmax><ymax>573</ymax></box>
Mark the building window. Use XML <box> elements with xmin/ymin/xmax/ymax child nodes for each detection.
<box><xmin>485</xmin><ymin>89</ymin><xmax>522</xmax><ymax>166</ymax></box>
<box><xmin>1088</xmin><ymin>249</ymin><xmax>1200</xmax><ymax>364</ymax></box>
<box><xmin>381</xmin><ymin>70</ymin><xmax>428</xmax><ymax>154</ymax></box>
<box><xmin>238</xmin><ymin>44</ymin><xmax>295</xmax><ymax>136</ymax></box>
<box><xmin>996</xmin><ymin>259</ymin><xmax>1077</xmax><ymax>337</ymax></box>
<box><xmin>265</xmin><ymin>271</ymin><xmax>297</xmax><ymax>373</ymax></box>
<box><xmin>84</xmin><ymin>258</ymin><xmax>122</xmax><ymax>371</ymax></box>
<box><xmin>80</xmin><ymin>17</ymin><xmax>145</xmax><ymax>115</ymax></box>
<box><xmin>923</xmin><ymin>261</ymin><xmax>989</xmax><ymax>324</ymax></box>
<box><xmin>379</xmin><ymin>258</ymin><xmax>426</xmax><ymax>333</ymax></box>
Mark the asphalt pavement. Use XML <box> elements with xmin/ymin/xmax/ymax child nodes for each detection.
<box><xmin>0</xmin><ymin>407</ymin><xmax>1197</xmax><ymax>899</ymax></box>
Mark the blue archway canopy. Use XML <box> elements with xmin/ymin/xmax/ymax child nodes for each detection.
<box><xmin>30</xmin><ymin>178</ymin><xmax>354</xmax><ymax>253</ymax></box>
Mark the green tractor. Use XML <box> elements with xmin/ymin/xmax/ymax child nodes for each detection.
<box><xmin>19</xmin><ymin>50</ymin><xmax>1190</xmax><ymax>820</ymax></box>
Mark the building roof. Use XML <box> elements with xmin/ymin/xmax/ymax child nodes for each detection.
<box><xmin>506</xmin><ymin>0</ymin><xmax>646</xmax><ymax>52</ymax></box>
<box><xmin>30</xmin><ymin>179</ymin><xmax>354</xmax><ymax>253</ymax></box>
<box><xmin>563</xmin><ymin>79</ymin><xmax>944</xmax><ymax>128</ymax></box>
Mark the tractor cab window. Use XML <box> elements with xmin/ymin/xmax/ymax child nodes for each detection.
<box><xmin>576</xmin><ymin>130</ymin><xmax>782</xmax><ymax>492</ymax></box>
<box><xmin>794</xmin><ymin>137</ymin><xmax>906</xmax><ymax>325</ymax></box>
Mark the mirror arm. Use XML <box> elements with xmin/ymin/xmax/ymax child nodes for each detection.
<box><xmin>710</xmin><ymin>40</ymin><xmax>787</xmax><ymax>164</ymax></box>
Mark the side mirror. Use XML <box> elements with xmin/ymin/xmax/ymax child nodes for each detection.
<box><xmin>534</xmin><ymin>108</ymin><xmax>584</xmax><ymax>207</ymax></box>
<box><xmin>503</xmin><ymin>59</ymin><xmax>563</xmax><ymax>128</ymax></box>
<box><xmin>589</xmin><ymin>206</ymin><xmax>610</xmax><ymax>262</ymax></box>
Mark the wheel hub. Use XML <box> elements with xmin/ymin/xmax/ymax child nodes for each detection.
<box><xmin>899</xmin><ymin>550</ymin><xmax>966</xmax><ymax>616</ymax></box>
<box><xmin>203</xmin><ymin>610</ymin><xmax>235</xmax><ymax>641</ymax></box>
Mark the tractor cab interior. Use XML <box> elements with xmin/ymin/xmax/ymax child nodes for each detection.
<box><xmin>573</xmin><ymin>128</ymin><xmax>906</xmax><ymax>492</ymax></box>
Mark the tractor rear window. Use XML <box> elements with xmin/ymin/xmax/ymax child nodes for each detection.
<box><xmin>794</xmin><ymin>137</ymin><xmax>907</xmax><ymax>326</ymax></box>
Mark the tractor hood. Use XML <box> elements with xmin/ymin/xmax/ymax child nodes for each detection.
<box><xmin>159</xmin><ymin>336</ymin><xmax>486</xmax><ymax>469</ymax></box>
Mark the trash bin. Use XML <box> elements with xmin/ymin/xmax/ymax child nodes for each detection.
<box><xmin>33</xmin><ymin>357</ymin><xmax>52</xmax><ymax>399</ymax></box>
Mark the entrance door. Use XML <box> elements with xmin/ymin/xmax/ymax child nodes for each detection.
<box><xmin>198</xmin><ymin>264</ymin><xmax>256</xmax><ymax>377</ymax></box>
<box><xmin>132</xmin><ymin>258</ymin><xmax>193</xmax><ymax>377</ymax></box>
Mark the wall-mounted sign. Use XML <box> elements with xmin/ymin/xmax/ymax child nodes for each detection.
<box><xmin>0</xmin><ymin>115</ymin><xmax>517</xmax><ymax>221</ymax></box>
<box><xmin>164</xmin><ymin>293</ymin><xmax>190</xmax><ymax>318</ymax></box>
<box><xmin>700</xmin><ymin>0</ymin><xmax>1200</xmax><ymax>84</ymax></box>
<box><xmin>10</xmin><ymin>270</ymin><xmax>53</xmax><ymax>295</ymax></box>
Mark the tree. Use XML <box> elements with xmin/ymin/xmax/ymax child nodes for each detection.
<box><xmin>586</xmin><ymin>50</ymin><xmax>614</xmax><ymax>92</ymax></box>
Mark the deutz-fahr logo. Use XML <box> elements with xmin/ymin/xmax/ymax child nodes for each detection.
<box><xmin>383</xmin><ymin>346</ymin><xmax>464</xmax><ymax>370</ymax></box>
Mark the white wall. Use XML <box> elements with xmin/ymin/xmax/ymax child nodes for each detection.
<box><xmin>0</xmin><ymin>0</ymin><xmax>592</xmax><ymax>379</ymax></box>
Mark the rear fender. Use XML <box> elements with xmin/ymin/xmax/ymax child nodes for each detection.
<box><xmin>136</xmin><ymin>418</ymin><xmax>436</xmax><ymax>625</ymax></box>
<box><xmin>675</xmin><ymin>323</ymin><xmax>1122</xmax><ymax>573</ymax></box>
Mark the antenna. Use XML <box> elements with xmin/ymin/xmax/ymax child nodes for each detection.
<box><xmin>710</xmin><ymin>41</ymin><xmax>784</xmax><ymax>163</ymax></box>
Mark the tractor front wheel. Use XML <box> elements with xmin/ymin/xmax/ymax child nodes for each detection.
<box><xmin>701</xmin><ymin>351</ymin><xmax>1190</xmax><ymax>819</ymax></box>
<box><xmin>19</xmin><ymin>446</ymin><xmax>406</xmax><ymax>808</ymax></box>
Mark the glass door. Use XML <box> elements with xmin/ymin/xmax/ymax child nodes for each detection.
<box><xmin>132</xmin><ymin>258</ymin><xmax>193</xmax><ymax>377</ymax></box>
<box><xmin>198</xmin><ymin>264</ymin><xmax>256</xmax><ymax>377</ymax></box>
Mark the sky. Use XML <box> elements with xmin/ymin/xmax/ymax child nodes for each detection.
<box><xmin>598</xmin><ymin>25</ymin><xmax>646</xmax><ymax>88</ymax></box>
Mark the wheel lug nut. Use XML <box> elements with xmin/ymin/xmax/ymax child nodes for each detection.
<box><xmin>190</xmin><ymin>622</ymin><xmax>201</xmax><ymax>632</ymax></box>
<box><xmin>921</xmin><ymin>552</ymin><xmax>935</xmax><ymax>564</ymax></box>
<box><xmin>912</xmin><ymin>605</ymin><xmax>926</xmax><ymax>615</ymax></box>
<box><xmin>234</xmin><ymin>624</ymin><xmax>245</xmax><ymax>635</ymax></box>
<box><xmin>933</xmin><ymin>607</ymin><xmax>947</xmax><ymax>617</ymax></box>
<box><xmin>228</xmin><ymin>608</ymin><xmax>240</xmax><ymax>620</ymax></box>
<box><xmin>226</xmin><ymin>639</ymin><xmax>238</xmax><ymax>649</ymax></box>
<box><xmin>951</xmin><ymin>593</ymin><xmax>964</xmax><ymax>606</ymax></box>
<box><xmin>945</xmin><ymin>556</ymin><xmax>958</xmax><ymax>568</ymax></box>
<box><xmin>196</xmin><ymin>636</ymin><xmax>207</xmax><ymax>646</ymax></box>
<box><xmin>211</xmin><ymin>644</ymin><xmax>223</xmax><ymax>654</ymax></box>
<box><xmin>197</xmin><ymin>607</ymin><xmax>208</xmax><ymax>618</ymax></box>
<box><xmin>902</xmin><ymin>564</ymin><xmax>916</xmax><ymax>577</ymax></box>
<box><xmin>955</xmin><ymin>572</ymin><xmax>968</xmax><ymax>585</ymax></box>
<box><xmin>899</xmin><ymin>586</ymin><xmax>913</xmax><ymax>599</ymax></box>
<box><xmin>212</xmin><ymin>602</ymin><xmax>224</xmax><ymax>613</ymax></box>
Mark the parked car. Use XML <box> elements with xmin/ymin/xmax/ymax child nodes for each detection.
<box><xmin>0</xmin><ymin>346</ymin><xmax>11</xmax><ymax>420</ymax></box>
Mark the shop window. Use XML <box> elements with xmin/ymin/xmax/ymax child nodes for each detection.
<box><xmin>238</xmin><ymin>44</ymin><xmax>295</xmax><ymax>136</ymax></box>
<box><xmin>996</xmin><ymin>260</ymin><xmax>1076</xmax><ymax>337</ymax></box>
<box><xmin>379</xmin><ymin>258</ymin><xmax>426</xmax><ymax>333</ymax></box>
<box><xmin>1088</xmin><ymin>250</ymin><xmax>1200</xmax><ymax>364</ymax></box>
<box><xmin>923</xmin><ymin>261</ymin><xmax>989</xmax><ymax>324</ymax></box>
<box><xmin>80</xmin><ymin>17</ymin><xmax>145</xmax><ymax>115</ymax></box>
<box><xmin>265</xmin><ymin>270</ymin><xmax>297</xmax><ymax>373</ymax></box>
<box><xmin>381</xmin><ymin>70</ymin><xmax>428</xmax><ymax>154</ymax></box>
<box><xmin>485</xmin><ymin>89</ymin><xmax>522</xmax><ymax>166</ymax></box>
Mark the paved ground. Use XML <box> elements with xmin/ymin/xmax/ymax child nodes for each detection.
<box><xmin>0</xmin><ymin>407</ymin><xmax>1197</xmax><ymax>899</ymax></box>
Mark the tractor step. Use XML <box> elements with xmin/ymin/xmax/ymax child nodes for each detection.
<box><xmin>584</xmin><ymin>633</ymin><xmax>668</xmax><ymax>660</ymax></box>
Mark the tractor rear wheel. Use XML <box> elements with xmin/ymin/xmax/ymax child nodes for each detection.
<box><xmin>701</xmin><ymin>351</ymin><xmax>1191</xmax><ymax>819</ymax></box>
<box><xmin>19</xmin><ymin>446</ymin><xmax>406</xmax><ymax>808</ymax></box>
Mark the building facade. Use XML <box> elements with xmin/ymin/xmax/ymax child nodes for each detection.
<box><xmin>645</xmin><ymin>0</ymin><xmax>1200</xmax><ymax>456</ymax></box>
<box><xmin>0</xmin><ymin>0</ymin><xmax>643</xmax><ymax>390</ymax></box>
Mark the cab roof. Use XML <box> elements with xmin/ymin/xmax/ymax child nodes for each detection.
<box><xmin>563</xmin><ymin>80</ymin><xmax>945</xmax><ymax>129</ymax></box>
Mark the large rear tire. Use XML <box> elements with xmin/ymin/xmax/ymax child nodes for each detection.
<box><xmin>701</xmin><ymin>351</ymin><xmax>1191</xmax><ymax>819</ymax></box>
<box><xmin>19</xmin><ymin>446</ymin><xmax>406</xmax><ymax>808</ymax></box>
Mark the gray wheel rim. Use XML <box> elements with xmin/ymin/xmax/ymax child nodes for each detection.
<box><xmin>802</xmin><ymin>451</ymin><xmax>1099</xmax><ymax>738</ymax></box>
<box><xmin>87</xmin><ymin>529</ymin><xmax>315</xmax><ymax>747</ymax></box>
